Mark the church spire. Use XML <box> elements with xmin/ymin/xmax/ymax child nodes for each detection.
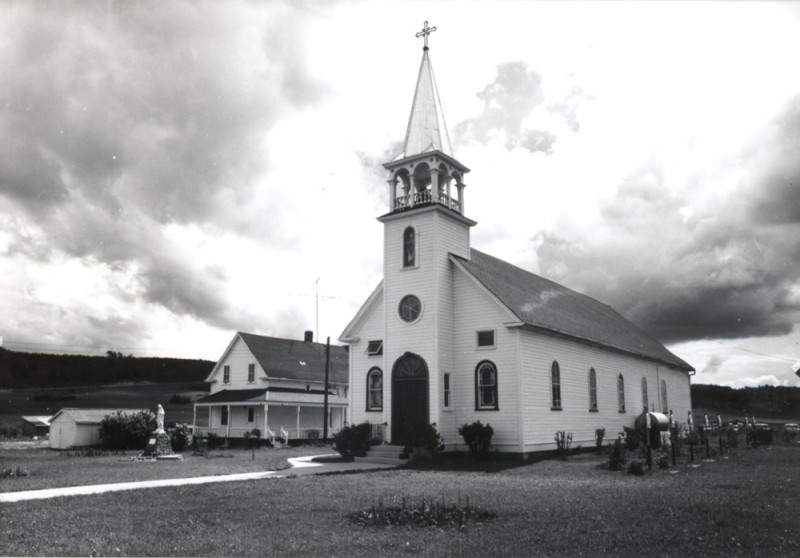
<box><xmin>384</xmin><ymin>21</ymin><xmax>470</xmax><ymax>216</ymax></box>
<box><xmin>402</xmin><ymin>21</ymin><xmax>453</xmax><ymax>159</ymax></box>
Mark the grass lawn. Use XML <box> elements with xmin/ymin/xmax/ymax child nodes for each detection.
<box><xmin>2</xmin><ymin>444</ymin><xmax>799</xmax><ymax>556</ymax></box>
<box><xmin>0</xmin><ymin>446</ymin><xmax>327</xmax><ymax>493</ymax></box>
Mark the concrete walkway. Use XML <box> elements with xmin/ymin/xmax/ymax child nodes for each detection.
<box><xmin>0</xmin><ymin>454</ymin><xmax>396</xmax><ymax>504</ymax></box>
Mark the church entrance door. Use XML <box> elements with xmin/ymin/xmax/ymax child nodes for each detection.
<box><xmin>391</xmin><ymin>353</ymin><xmax>429</xmax><ymax>446</ymax></box>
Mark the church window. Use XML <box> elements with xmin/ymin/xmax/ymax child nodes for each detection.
<box><xmin>248</xmin><ymin>363</ymin><xmax>255</xmax><ymax>383</ymax></box>
<box><xmin>551</xmin><ymin>361</ymin><xmax>562</xmax><ymax>410</ymax></box>
<box><xmin>367</xmin><ymin>368</ymin><xmax>383</xmax><ymax>411</ymax></box>
<box><xmin>477</xmin><ymin>330</ymin><xmax>495</xmax><ymax>348</ymax></box>
<box><xmin>661</xmin><ymin>380</ymin><xmax>668</xmax><ymax>412</ymax></box>
<box><xmin>475</xmin><ymin>361</ymin><xmax>498</xmax><ymax>410</ymax></box>
<box><xmin>221</xmin><ymin>407</ymin><xmax>229</xmax><ymax>426</ymax></box>
<box><xmin>398</xmin><ymin>294</ymin><xmax>422</xmax><ymax>323</ymax></box>
<box><xmin>443</xmin><ymin>372</ymin><xmax>451</xmax><ymax>409</ymax></box>
<box><xmin>641</xmin><ymin>377</ymin><xmax>649</xmax><ymax>412</ymax></box>
<box><xmin>367</xmin><ymin>340</ymin><xmax>384</xmax><ymax>356</ymax></box>
<box><xmin>618</xmin><ymin>375</ymin><xmax>626</xmax><ymax>412</ymax></box>
<box><xmin>403</xmin><ymin>227</ymin><xmax>416</xmax><ymax>268</ymax></box>
<box><xmin>247</xmin><ymin>408</ymin><xmax>255</xmax><ymax>423</ymax></box>
<box><xmin>223</xmin><ymin>365</ymin><xmax>230</xmax><ymax>383</ymax></box>
<box><xmin>589</xmin><ymin>368</ymin><xmax>598</xmax><ymax>411</ymax></box>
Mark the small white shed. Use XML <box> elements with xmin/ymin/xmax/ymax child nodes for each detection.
<box><xmin>49</xmin><ymin>408</ymin><xmax>146</xmax><ymax>449</ymax></box>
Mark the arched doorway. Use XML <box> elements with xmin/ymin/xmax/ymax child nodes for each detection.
<box><xmin>391</xmin><ymin>353</ymin><xmax>429</xmax><ymax>445</ymax></box>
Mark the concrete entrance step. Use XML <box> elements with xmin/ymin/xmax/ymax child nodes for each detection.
<box><xmin>354</xmin><ymin>444</ymin><xmax>408</xmax><ymax>466</ymax></box>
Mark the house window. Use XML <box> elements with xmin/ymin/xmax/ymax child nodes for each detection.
<box><xmin>367</xmin><ymin>367</ymin><xmax>383</xmax><ymax>411</ymax></box>
<box><xmin>247</xmin><ymin>408</ymin><xmax>255</xmax><ymax>423</ymax></box>
<box><xmin>477</xmin><ymin>330</ymin><xmax>495</xmax><ymax>348</ymax></box>
<box><xmin>551</xmin><ymin>361</ymin><xmax>562</xmax><ymax>410</ymax></box>
<box><xmin>589</xmin><ymin>368</ymin><xmax>598</xmax><ymax>411</ymax></box>
<box><xmin>221</xmin><ymin>407</ymin><xmax>229</xmax><ymax>426</ymax></box>
<box><xmin>475</xmin><ymin>361</ymin><xmax>498</xmax><ymax>410</ymax></box>
<box><xmin>618</xmin><ymin>374</ymin><xmax>626</xmax><ymax>412</ymax></box>
<box><xmin>641</xmin><ymin>377</ymin><xmax>649</xmax><ymax>412</ymax></box>
<box><xmin>223</xmin><ymin>365</ymin><xmax>230</xmax><ymax>383</ymax></box>
<box><xmin>443</xmin><ymin>372</ymin><xmax>451</xmax><ymax>409</ymax></box>
<box><xmin>367</xmin><ymin>340</ymin><xmax>383</xmax><ymax>356</ymax></box>
<box><xmin>661</xmin><ymin>380</ymin><xmax>668</xmax><ymax>412</ymax></box>
<box><xmin>248</xmin><ymin>363</ymin><xmax>255</xmax><ymax>383</ymax></box>
<box><xmin>403</xmin><ymin>226</ymin><xmax>416</xmax><ymax>268</ymax></box>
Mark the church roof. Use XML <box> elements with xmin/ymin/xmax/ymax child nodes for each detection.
<box><xmin>236</xmin><ymin>332</ymin><xmax>349</xmax><ymax>384</ymax></box>
<box><xmin>454</xmin><ymin>250</ymin><xmax>694</xmax><ymax>372</ymax></box>
<box><xmin>400</xmin><ymin>48</ymin><xmax>453</xmax><ymax>159</ymax></box>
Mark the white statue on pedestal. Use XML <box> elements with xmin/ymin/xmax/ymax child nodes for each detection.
<box><xmin>156</xmin><ymin>404</ymin><xmax>165</xmax><ymax>433</ymax></box>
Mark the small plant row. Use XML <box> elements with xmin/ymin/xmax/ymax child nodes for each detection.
<box><xmin>1</xmin><ymin>466</ymin><xmax>30</xmax><ymax>479</ymax></box>
<box><xmin>350</xmin><ymin>495</ymin><xmax>495</xmax><ymax>529</ymax></box>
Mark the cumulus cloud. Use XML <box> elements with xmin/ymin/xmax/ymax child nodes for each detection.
<box><xmin>0</xmin><ymin>2</ymin><xmax>328</xmax><ymax>349</ymax></box>
<box><xmin>532</xmin><ymin>95</ymin><xmax>800</xmax><ymax>344</ymax></box>
<box><xmin>454</xmin><ymin>61</ymin><xmax>582</xmax><ymax>155</ymax></box>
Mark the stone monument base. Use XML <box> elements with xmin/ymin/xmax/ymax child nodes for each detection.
<box><xmin>142</xmin><ymin>430</ymin><xmax>176</xmax><ymax>458</ymax></box>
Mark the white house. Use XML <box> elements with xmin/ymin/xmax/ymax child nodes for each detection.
<box><xmin>193</xmin><ymin>331</ymin><xmax>348</xmax><ymax>441</ymax></box>
<box><xmin>49</xmin><ymin>408</ymin><xmax>146</xmax><ymax>449</ymax></box>
<box><xmin>339</xmin><ymin>28</ymin><xmax>694</xmax><ymax>455</ymax></box>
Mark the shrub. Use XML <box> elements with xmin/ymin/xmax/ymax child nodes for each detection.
<box><xmin>782</xmin><ymin>429</ymin><xmax>798</xmax><ymax>444</ymax></box>
<box><xmin>458</xmin><ymin>421</ymin><xmax>494</xmax><ymax>460</ymax></box>
<box><xmin>657</xmin><ymin>452</ymin><xmax>670</xmax><ymax>470</ymax></box>
<box><xmin>99</xmin><ymin>411</ymin><xmax>157</xmax><ymax>450</ymax></box>
<box><xmin>627</xmin><ymin>460</ymin><xmax>645</xmax><ymax>476</ymax></box>
<box><xmin>168</xmin><ymin>393</ymin><xmax>191</xmax><ymax>404</ymax></box>
<box><xmin>595</xmin><ymin>428</ymin><xmax>606</xmax><ymax>453</ymax></box>
<box><xmin>206</xmin><ymin>432</ymin><xmax>223</xmax><ymax>449</ymax></box>
<box><xmin>333</xmin><ymin>422</ymin><xmax>373</xmax><ymax>458</ymax></box>
<box><xmin>0</xmin><ymin>423</ymin><xmax>19</xmax><ymax>439</ymax></box>
<box><xmin>554</xmin><ymin>431</ymin><xmax>572</xmax><ymax>460</ymax></box>
<box><xmin>623</xmin><ymin>426</ymin><xmax>644</xmax><ymax>452</ymax></box>
<box><xmin>243</xmin><ymin>429</ymin><xmax>264</xmax><ymax>449</ymax></box>
<box><xmin>749</xmin><ymin>426</ymin><xmax>773</xmax><ymax>447</ymax></box>
<box><xmin>169</xmin><ymin>423</ymin><xmax>193</xmax><ymax>452</ymax></box>
<box><xmin>405</xmin><ymin>423</ymin><xmax>445</xmax><ymax>456</ymax></box>
<box><xmin>306</xmin><ymin>428</ymin><xmax>320</xmax><ymax>440</ymax></box>
<box><xmin>608</xmin><ymin>437</ymin><xmax>627</xmax><ymax>471</ymax></box>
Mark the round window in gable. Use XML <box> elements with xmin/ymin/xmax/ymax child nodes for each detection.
<box><xmin>398</xmin><ymin>294</ymin><xmax>422</xmax><ymax>323</ymax></box>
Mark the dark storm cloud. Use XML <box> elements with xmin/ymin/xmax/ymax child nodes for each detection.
<box><xmin>0</xmin><ymin>2</ymin><xmax>326</xmax><ymax>331</ymax></box>
<box><xmin>533</xmin><ymin>98</ymin><xmax>800</xmax><ymax>344</ymax></box>
<box><xmin>454</xmin><ymin>61</ymin><xmax>581</xmax><ymax>154</ymax></box>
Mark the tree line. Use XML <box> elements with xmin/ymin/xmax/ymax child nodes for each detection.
<box><xmin>0</xmin><ymin>348</ymin><xmax>213</xmax><ymax>388</ymax></box>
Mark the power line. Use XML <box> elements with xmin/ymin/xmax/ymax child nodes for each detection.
<box><xmin>704</xmin><ymin>338</ymin><xmax>799</xmax><ymax>364</ymax></box>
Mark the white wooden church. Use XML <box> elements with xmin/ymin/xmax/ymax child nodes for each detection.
<box><xmin>339</xmin><ymin>24</ymin><xmax>694</xmax><ymax>455</ymax></box>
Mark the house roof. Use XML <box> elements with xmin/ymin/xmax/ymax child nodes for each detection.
<box><xmin>21</xmin><ymin>415</ymin><xmax>52</xmax><ymax>426</ymax></box>
<box><xmin>233</xmin><ymin>332</ymin><xmax>349</xmax><ymax>384</ymax></box>
<box><xmin>196</xmin><ymin>389</ymin><xmax>268</xmax><ymax>404</ymax></box>
<box><xmin>50</xmin><ymin>408</ymin><xmax>148</xmax><ymax>424</ymax></box>
<box><xmin>453</xmin><ymin>250</ymin><xmax>693</xmax><ymax>372</ymax></box>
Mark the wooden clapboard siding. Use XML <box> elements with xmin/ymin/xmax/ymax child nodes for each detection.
<box><xmin>449</xmin><ymin>264</ymin><xmax>521</xmax><ymax>450</ymax></box>
<box><xmin>209</xmin><ymin>336</ymin><xmax>263</xmax><ymax>393</ymax></box>
<box><xmin>347</xmin><ymin>289</ymin><xmax>385</xmax><ymax>427</ymax></box>
<box><xmin>519</xmin><ymin>330</ymin><xmax>692</xmax><ymax>451</ymax></box>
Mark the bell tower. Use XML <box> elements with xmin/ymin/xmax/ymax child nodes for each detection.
<box><xmin>378</xmin><ymin>22</ymin><xmax>476</xmax><ymax>445</ymax></box>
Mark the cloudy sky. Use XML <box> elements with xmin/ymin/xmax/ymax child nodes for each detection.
<box><xmin>2</xmin><ymin>1</ymin><xmax>800</xmax><ymax>388</ymax></box>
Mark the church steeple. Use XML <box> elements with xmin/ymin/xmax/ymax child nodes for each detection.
<box><xmin>383</xmin><ymin>21</ymin><xmax>470</xmax><ymax>216</ymax></box>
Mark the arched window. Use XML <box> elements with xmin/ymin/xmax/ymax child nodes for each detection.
<box><xmin>661</xmin><ymin>380</ymin><xmax>668</xmax><ymax>412</ymax></box>
<box><xmin>589</xmin><ymin>368</ymin><xmax>598</xmax><ymax>411</ymax></box>
<box><xmin>618</xmin><ymin>374</ymin><xmax>626</xmax><ymax>412</ymax></box>
<box><xmin>641</xmin><ymin>377</ymin><xmax>649</xmax><ymax>412</ymax></box>
<box><xmin>366</xmin><ymin>368</ymin><xmax>383</xmax><ymax>411</ymax></box>
<box><xmin>403</xmin><ymin>226</ymin><xmax>416</xmax><ymax>268</ymax></box>
<box><xmin>551</xmin><ymin>361</ymin><xmax>562</xmax><ymax>409</ymax></box>
<box><xmin>475</xmin><ymin>361</ymin><xmax>498</xmax><ymax>410</ymax></box>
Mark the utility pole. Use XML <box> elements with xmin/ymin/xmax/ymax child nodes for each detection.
<box><xmin>323</xmin><ymin>336</ymin><xmax>330</xmax><ymax>441</ymax></box>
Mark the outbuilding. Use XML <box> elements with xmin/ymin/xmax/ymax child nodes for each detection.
<box><xmin>21</xmin><ymin>415</ymin><xmax>52</xmax><ymax>438</ymax></box>
<box><xmin>48</xmin><ymin>408</ymin><xmax>146</xmax><ymax>449</ymax></box>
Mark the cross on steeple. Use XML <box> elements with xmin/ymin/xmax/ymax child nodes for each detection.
<box><xmin>415</xmin><ymin>20</ymin><xmax>437</xmax><ymax>49</ymax></box>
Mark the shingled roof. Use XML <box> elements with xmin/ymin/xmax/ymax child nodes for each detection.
<box><xmin>235</xmin><ymin>333</ymin><xmax>349</xmax><ymax>384</ymax></box>
<box><xmin>454</xmin><ymin>250</ymin><xmax>693</xmax><ymax>372</ymax></box>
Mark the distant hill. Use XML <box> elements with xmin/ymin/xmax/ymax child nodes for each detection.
<box><xmin>691</xmin><ymin>384</ymin><xmax>800</xmax><ymax>421</ymax></box>
<box><xmin>0</xmin><ymin>348</ymin><xmax>214</xmax><ymax>388</ymax></box>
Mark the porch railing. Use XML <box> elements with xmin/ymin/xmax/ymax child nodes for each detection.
<box><xmin>193</xmin><ymin>426</ymin><xmax>342</xmax><ymax>440</ymax></box>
